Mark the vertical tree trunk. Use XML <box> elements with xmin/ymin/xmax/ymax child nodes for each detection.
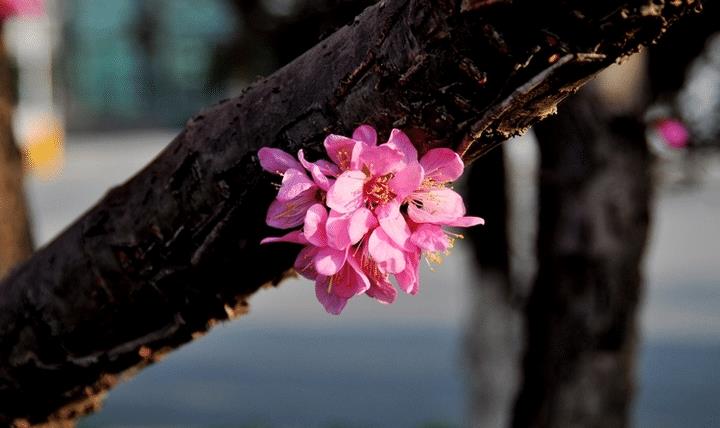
<box><xmin>465</xmin><ymin>146</ymin><xmax>523</xmax><ymax>427</ymax></box>
<box><xmin>512</xmin><ymin>88</ymin><xmax>651</xmax><ymax>428</ymax></box>
<box><xmin>0</xmin><ymin>25</ymin><xmax>33</xmax><ymax>278</ymax></box>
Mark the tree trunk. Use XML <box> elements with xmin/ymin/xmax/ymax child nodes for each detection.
<box><xmin>465</xmin><ymin>146</ymin><xmax>523</xmax><ymax>427</ymax></box>
<box><xmin>0</xmin><ymin>27</ymin><xmax>33</xmax><ymax>278</ymax></box>
<box><xmin>0</xmin><ymin>0</ymin><xmax>696</xmax><ymax>425</ymax></box>
<box><xmin>512</xmin><ymin>87</ymin><xmax>651</xmax><ymax>428</ymax></box>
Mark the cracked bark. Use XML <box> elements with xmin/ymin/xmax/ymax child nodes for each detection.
<box><xmin>0</xmin><ymin>27</ymin><xmax>33</xmax><ymax>279</ymax></box>
<box><xmin>0</xmin><ymin>0</ymin><xmax>698</xmax><ymax>425</ymax></box>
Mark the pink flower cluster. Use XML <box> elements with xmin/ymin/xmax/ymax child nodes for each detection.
<box><xmin>259</xmin><ymin>126</ymin><xmax>483</xmax><ymax>314</ymax></box>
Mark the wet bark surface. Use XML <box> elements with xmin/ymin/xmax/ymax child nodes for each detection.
<box><xmin>512</xmin><ymin>88</ymin><xmax>651</xmax><ymax>428</ymax></box>
<box><xmin>0</xmin><ymin>0</ymin><xmax>697</xmax><ymax>425</ymax></box>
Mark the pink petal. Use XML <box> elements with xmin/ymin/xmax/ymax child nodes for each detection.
<box><xmin>315</xmin><ymin>278</ymin><xmax>349</xmax><ymax>315</ymax></box>
<box><xmin>366</xmin><ymin>276</ymin><xmax>397</xmax><ymax>305</ymax></box>
<box><xmin>359</xmin><ymin>145</ymin><xmax>405</xmax><ymax>176</ymax></box>
<box><xmin>325</xmin><ymin>208</ymin><xmax>377</xmax><ymax>251</ymax></box>
<box><xmin>315</xmin><ymin>159</ymin><xmax>341</xmax><ymax>177</ymax></box>
<box><xmin>326</xmin><ymin>210</ymin><xmax>352</xmax><ymax>250</ymax></box>
<box><xmin>277</xmin><ymin>169</ymin><xmax>316</xmax><ymax>202</ymax></box>
<box><xmin>298</xmin><ymin>149</ymin><xmax>332</xmax><ymax>191</ymax></box>
<box><xmin>348</xmin><ymin>208</ymin><xmax>378</xmax><ymax>244</ymax></box>
<box><xmin>349</xmin><ymin>139</ymin><xmax>366</xmax><ymax>170</ymax></box>
<box><xmin>331</xmin><ymin>257</ymin><xmax>371</xmax><ymax>298</ymax></box>
<box><xmin>352</xmin><ymin>125</ymin><xmax>377</xmax><ymax>146</ymax></box>
<box><xmin>385</xmin><ymin>129</ymin><xmax>417</xmax><ymax>163</ymax></box>
<box><xmin>258</xmin><ymin>147</ymin><xmax>303</xmax><ymax>174</ymax></box>
<box><xmin>324</xmin><ymin>134</ymin><xmax>357</xmax><ymax>170</ymax></box>
<box><xmin>368</xmin><ymin>228</ymin><xmax>406</xmax><ymax>274</ymax></box>
<box><xmin>314</xmin><ymin>247</ymin><xmax>348</xmax><ymax>276</ymax></box>
<box><xmin>419</xmin><ymin>148</ymin><xmax>464</xmax><ymax>182</ymax></box>
<box><xmin>389</xmin><ymin>162</ymin><xmax>423</xmax><ymax>200</ymax></box>
<box><xmin>260</xmin><ymin>230</ymin><xmax>309</xmax><ymax>245</ymax></box>
<box><xmin>294</xmin><ymin>246</ymin><xmax>320</xmax><ymax>280</ymax></box>
<box><xmin>304</xmin><ymin>204</ymin><xmax>329</xmax><ymax>246</ymax></box>
<box><xmin>266</xmin><ymin>190</ymin><xmax>317</xmax><ymax>229</ymax></box>
<box><xmin>375</xmin><ymin>199</ymin><xmax>411</xmax><ymax>250</ymax></box>
<box><xmin>395</xmin><ymin>248</ymin><xmax>421</xmax><ymax>295</ymax></box>
<box><xmin>326</xmin><ymin>170</ymin><xmax>366</xmax><ymax>214</ymax></box>
<box><xmin>410</xmin><ymin>224</ymin><xmax>450</xmax><ymax>252</ymax></box>
<box><xmin>408</xmin><ymin>188</ymin><xmax>466</xmax><ymax>224</ymax></box>
<box><xmin>447</xmin><ymin>216</ymin><xmax>485</xmax><ymax>227</ymax></box>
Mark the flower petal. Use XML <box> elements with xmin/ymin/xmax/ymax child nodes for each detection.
<box><xmin>447</xmin><ymin>216</ymin><xmax>485</xmax><ymax>227</ymax></box>
<box><xmin>348</xmin><ymin>208</ymin><xmax>378</xmax><ymax>244</ymax></box>
<box><xmin>375</xmin><ymin>199</ymin><xmax>411</xmax><ymax>250</ymax></box>
<box><xmin>314</xmin><ymin>247</ymin><xmax>348</xmax><ymax>276</ymax></box>
<box><xmin>395</xmin><ymin>248</ymin><xmax>421</xmax><ymax>295</ymax></box>
<box><xmin>298</xmin><ymin>150</ymin><xmax>332</xmax><ymax>191</ymax></box>
<box><xmin>266</xmin><ymin>190</ymin><xmax>316</xmax><ymax>229</ymax></box>
<box><xmin>258</xmin><ymin>147</ymin><xmax>303</xmax><ymax>174</ymax></box>
<box><xmin>294</xmin><ymin>246</ymin><xmax>320</xmax><ymax>280</ymax></box>
<box><xmin>389</xmin><ymin>162</ymin><xmax>423</xmax><ymax>200</ymax></box>
<box><xmin>315</xmin><ymin>278</ymin><xmax>349</xmax><ymax>315</ymax></box>
<box><xmin>410</xmin><ymin>224</ymin><xmax>450</xmax><ymax>252</ymax></box>
<box><xmin>408</xmin><ymin>188</ymin><xmax>466</xmax><ymax>224</ymax></box>
<box><xmin>366</xmin><ymin>276</ymin><xmax>397</xmax><ymax>305</ymax></box>
<box><xmin>324</xmin><ymin>134</ymin><xmax>357</xmax><ymax>170</ymax></box>
<box><xmin>304</xmin><ymin>204</ymin><xmax>329</xmax><ymax>246</ymax></box>
<box><xmin>385</xmin><ymin>129</ymin><xmax>417</xmax><ymax>163</ymax></box>
<box><xmin>359</xmin><ymin>145</ymin><xmax>405</xmax><ymax>176</ymax></box>
<box><xmin>315</xmin><ymin>159</ymin><xmax>341</xmax><ymax>177</ymax></box>
<box><xmin>419</xmin><ymin>148</ymin><xmax>464</xmax><ymax>182</ymax></box>
<box><xmin>277</xmin><ymin>168</ymin><xmax>316</xmax><ymax>202</ymax></box>
<box><xmin>325</xmin><ymin>207</ymin><xmax>377</xmax><ymax>250</ymax></box>
<box><xmin>326</xmin><ymin>210</ymin><xmax>352</xmax><ymax>250</ymax></box>
<box><xmin>326</xmin><ymin>170</ymin><xmax>366</xmax><ymax>214</ymax></box>
<box><xmin>332</xmin><ymin>257</ymin><xmax>371</xmax><ymax>298</ymax></box>
<box><xmin>260</xmin><ymin>230</ymin><xmax>309</xmax><ymax>245</ymax></box>
<box><xmin>368</xmin><ymin>228</ymin><xmax>406</xmax><ymax>274</ymax></box>
<box><xmin>352</xmin><ymin>125</ymin><xmax>378</xmax><ymax>146</ymax></box>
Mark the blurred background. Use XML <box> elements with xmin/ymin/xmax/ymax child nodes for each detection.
<box><xmin>0</xmin><ymin>0</ymin><xmax>718</xmax><ymax>427</ymax></box>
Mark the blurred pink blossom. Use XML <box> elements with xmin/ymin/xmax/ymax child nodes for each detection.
<box><xmin>0</xmin><ymin>0</ymin><xmax>43</xmax><ymax>20</ymax></box>
<box><xmin>656</xmin><ymin>118</ymin><xmax>690</xmax><ymax>149</ymax></box>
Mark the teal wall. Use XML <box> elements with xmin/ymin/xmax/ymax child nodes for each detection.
<box><xmin>62</xmin><ymin>0</ymin><xmax>236</xmax><ymax>131</ymax></box>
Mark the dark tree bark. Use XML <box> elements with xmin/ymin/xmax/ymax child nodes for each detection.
<box><xmin>0</xmin><ymin>0</ymin><xmax>697</xmax><ymax>425</ymax></box>
<box><xmin>0</xmin><ymin>27</ymin><xmax>33</xmax><ymax>279</ymax></box>
<box><xmin>512</xmin><ymin>88</ymin><xmax>651</xmax><ymax>428</ymax></box>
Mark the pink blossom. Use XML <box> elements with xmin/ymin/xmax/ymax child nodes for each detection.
<box><xmin>0</xmin><ymin>0</ymin><xmax>43</xmax><ymax>19</ymax></box>
<box><xmin>656</xmin><ymin>118</ymin><xmax>689</xmax><ymax>149</ymax></box>
<box><xmin>260</xmin><ymin>125</ymin><xmax>483</xmax><ymax>314</ymax></box>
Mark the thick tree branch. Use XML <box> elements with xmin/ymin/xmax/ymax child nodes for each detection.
<box><xmin>0</xmin><ymin>0</ymin><xmax>698</xmax><ymax>425</ymax></box>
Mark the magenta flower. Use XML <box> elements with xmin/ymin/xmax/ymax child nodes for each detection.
<box><xmin>656</xmin><ymin>118</ymin><xmax>689</xmax><ymax>149</ymax></box>
<box><xmin>260</xmin><ymin>125</ymin><xmax>483</xmax><ymax>314</ymax></box>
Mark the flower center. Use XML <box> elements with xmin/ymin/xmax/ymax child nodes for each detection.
<box><xmin>363</xmin><ymin>173</ymin><xmax>395</xmax><ymax>209</ymax></box>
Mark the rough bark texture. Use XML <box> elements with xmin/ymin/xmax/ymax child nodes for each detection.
<box><xmin>0</xmin><ymin>29</ymin><xmax>33</xmax><ymax>279</ymax></box>
<box><xmin>0</xmin><ymin>0</ymin><xmax>697</xmax><ymax>425</ymax></box>
<box><xmin>512</xmin><ymin>88</ymin><xmax>651</xmax><ymax>428</ymax></box>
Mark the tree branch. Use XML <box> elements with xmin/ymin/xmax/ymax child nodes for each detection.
<box><xmin>0</xmin><ymin>0</ymin><xmax>698</xmax><ymax>425</ymax></box>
